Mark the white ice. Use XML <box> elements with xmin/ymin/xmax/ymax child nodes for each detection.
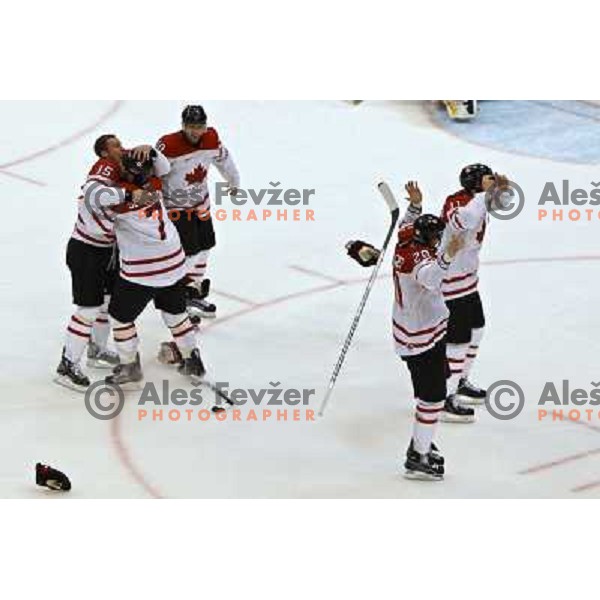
<box><xmin>1</xmin><ymin>100</ymin><xmax>599</xmax><ymax>498</ymax></box>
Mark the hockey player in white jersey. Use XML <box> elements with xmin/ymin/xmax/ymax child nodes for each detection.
<box><xmin>440</xmin><ymin>165</ymin><xmax>509</xmax><ymax>418</ymax></box>
<box><xmin>103</xmin><ymin>151</ymin><xmax>206</xmax><ymax>386</ymax></box>
<box><xmin>55</xmin><ymin>135</ymin><xmax>160</xmax><ymax>391</ymax></box>
<box><xmin>156</xmin><ymin>105</ymin><xmax>240</xmax><ymax>320</ymax></box>
<box><xmin>347</xmin><ymin>183</ymin><xmax>464</xmax><ymax>480</ymax></box>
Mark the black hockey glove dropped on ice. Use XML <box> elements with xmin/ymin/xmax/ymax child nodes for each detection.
<box><xmin>346</xmin><ymin>240</ymin><xmax>381</xmax><ymax>267</ymax></box>
<box><xmin>35</xmin><ymin>463</ymin><xmax>71</xmax><ymax>492</ymax></box>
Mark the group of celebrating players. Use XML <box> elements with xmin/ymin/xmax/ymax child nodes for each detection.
<box><xmin>55</xmin><ymin>103</ymin><xmax>503</xmax><ymax>482</ymax></box>
<box><xmin>55</xmin><ymin>105</ymin><xmax>239</xmax><ymax>392</ymax></box>
<box><xmin>348</xmin><ymin>165</ymin><xmax>506</xmax><ymax>480</ymax></box>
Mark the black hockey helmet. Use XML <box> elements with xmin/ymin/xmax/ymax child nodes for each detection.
<box><xmin>460</xmin><ymin>163</ymin><xmax>493</xmax><ymax>193</ymax></box>
<box><xmin>122</xmin><ymin>152</ymin><xmax>154</xmax><ymax>186</ymax></box>
<box><xmin>413</xmin><ymin>214</ymin><xmax>445</xmax><ymax>246</ymax></box>
<box><xmin>182</xmin><ymin>105</ymin><xmax>207</xmax><ymax>126</ymax></box>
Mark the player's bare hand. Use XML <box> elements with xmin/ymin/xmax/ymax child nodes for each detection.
<box><xmin>481</xmin><ymin>173</ymin><xmax>497</xmax><ymax>192</ymax></box>
<box><xmin>444</xmin><ymin>234</ymin><xmax>465</xmax><ymax>259</ymax></box>
<box><xmin>130</xmin><ymin>188</ymin><xmax>158</xmax><ymax>207</ymax></box>
<box><xmin>494</xmin><ymin>173</ymin><xmax>510</xmax><ymax>190</ymax></box>
<box><xmin>405</xmin><ymin>181</ymin><xmax>422</xmax><ymax>206</ymax></box>
<box><xmin>131</xmin><ymin>145</ymin><xmax>153</xmax><ymax>162</ymax></box>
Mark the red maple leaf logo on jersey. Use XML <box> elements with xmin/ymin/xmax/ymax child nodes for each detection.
<box><xmin>184</xmin><ymin>164</ymin><xmax>208</xmax><ymax>185</ymax></box>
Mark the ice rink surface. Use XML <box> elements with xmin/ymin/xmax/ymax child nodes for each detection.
<box><xmin>1</xmin><ymin>100</ymin><xmax>599</xmax><ymax>498</ymax></box>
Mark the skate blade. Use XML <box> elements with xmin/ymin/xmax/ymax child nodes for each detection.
<box><xmin>440</xmin><ymin>412</ymin><xmax>476</xmax><ymax>424</ymax></box>
<box><xmin>189</xmin><ymin>311</ymin><xmax>216</xmax><ymax>320</ymax></box>
<box><xmin>87</xmin><ymin>359</ymin><xmax>118</xmax><ymax>369</ymax></box>
<box><xmin>456</xmin><ymin>395</ymin><xmax>485</xmax><ymax>406</ymax></box>
<box><xmin>186</xmin><ymin>305</ymin><xmax>216</xmax><ymax>319</ymax></box>
<box><xmin>53</xmin><ymin>375</ymin><xmax>88</xmax><ymax>393</ymax></box>
<box><xmin>403</xmin><ymin>469</ymin><xmax>444</xmax><ymax>482</ymax></box>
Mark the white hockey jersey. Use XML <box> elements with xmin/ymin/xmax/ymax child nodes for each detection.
<box><xmin>392</xmin><ymin>206</ymin><xmax>451</xmax><ymax>357</ymax></box>
<box><xmin>71</xmin><ymin>158</ymin><xmax>124</xmax><ymax>247</ymax></box>
<box><xmin>156</xmin><ymin>128</ymin><xmax>240</xmax><ymax>212</ymax></box>
<box><xmin>112</xmin><ymin>177</ymin><xmax>186</xmax><ymax>288</ymax></box>
<box><xmin>71</xmin><ymin>152</ymin><xmax>172</xmax><ymax>248</ymax></box>
<box><xmin>440</xmin><ymin>190</ymin><xmax>488</xmax><ymax>301</ymax></box>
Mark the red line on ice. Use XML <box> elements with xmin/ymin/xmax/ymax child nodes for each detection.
<box><xmin>0</xmin><ymin>101</ymin><xmax>124</xmax><ymax>169</ymax></box>
<box><xmin>211</xmin><ymin>289</ymin><xmax>258</xmax><ymax>306</ymax></box>
<box><xmin>288</xmin><ymin>265</ymin><xmax>347</xmax><ymax>284</ymax></box>
<box><xmin>110</xmin><ymin>408</ymin><xmax>164</xmax><ymax>500</ymax></box>
<box><xmin>0</xmin><ymin>169</ymin><xmax>45</xmax><ymax>186</ymax></box>
<box><xmin>519</xmin><ymin>447</ymin><xmax>600</xmax><ymax>475</ymax></box>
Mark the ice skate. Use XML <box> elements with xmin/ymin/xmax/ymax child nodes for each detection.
<box><xmin>54</xmin><ymin>348</ymin><xmax>90</xmax><ymax>392</ymax></box>
<box><xmin>87</xmin><ymin>341</ymin><xmax>120</xmax><ymax>369</ymax></box>
<box><xmin>105</xmin><ymin>353</ymin><xmax>143</xmax><ymax>389</ymax></box>
<box><xmin>186</xmin><ymin>279</ymin><xmax>216</xmax><ymax>319</ymax></box>
<box><xmin>403</xmin><ymin>444</ymin><xmax>445</xmax><ymax>481</ymax></box>
<box><xmin>441</xmin><ymin>395</ymin><xmax>476</xmax><ymax>423</ymax></box>
<box><xmin>178</xmin><ymin>348</ymin><xmax>206</xmax><ymax>379</ymax></box>
<box><xmin>408</xmin><ymin>439</ymin><xmax>445</xmax><ymax>467</ymax></box>
<box><xmin>456</xmin><ymin>377</ymin><xmax>486</xmax><ymax>406</ymax></box>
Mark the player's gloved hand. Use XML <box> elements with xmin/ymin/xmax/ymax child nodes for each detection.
<box><xmin>36</xmin><ymin>463</ymin><xmax>71</xmax><ymax>491</ymax></box>
<box><xmin>346</xmin><ymin>240</ymin><xmax>381</xmax><ymax>267</ymax></box>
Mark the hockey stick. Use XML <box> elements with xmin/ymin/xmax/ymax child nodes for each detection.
<box><xmin>318</xmin><ymin>182</ymin><xmax>400</xmax><ymax>417</ymax></box>
<box><xmin>191</xmin><ymin>376</ymin><xmax>235</xmax><ymax>412</ymax></box>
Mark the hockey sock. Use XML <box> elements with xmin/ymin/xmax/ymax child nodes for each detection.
<box><xmin>161</xmin><ymin>312</ymin><xmax>197</xmax><ymax>358</ymax></box>
<box><xmin>461</xmin><ymin>327</ymin><xmax>484</xmax><ymax>380</ymax></box>
<box><xmin>447</xmin><ymin>343</ymin><xmax>468</xmax><ymax>395</ymax></box>
<box><xmin>413</xmin><ymin>398</ymin><xmax>445</xmax><ymax>455</ymax></box>
<box><xmin>185</xmin><ymin>249</ymin><xmax>210</xmax><ymax>286</ymax></box>
<box><xmin>64</xmin><ymin>306</ymin><xmax>100</xmax><ymax>363</ymax></box>
<box><xmin>111</xmin><ymin>319</ymin><xmax>139</xmax><ymax>364</ymax></box>
<box><xmin>91</xmin><ymin>295</ymin><xmax>111</xmax><ymax>351</ymax></box>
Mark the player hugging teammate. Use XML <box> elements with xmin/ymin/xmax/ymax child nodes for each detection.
<box><xmin>55</xmin><ymin>135</ymin><xmax>158</xmax><ymax>390</ymax></box>
<box><xmin>55</xmin><ymin>105</ymin><xmax>239</xmax><ymax>391</ymax></box>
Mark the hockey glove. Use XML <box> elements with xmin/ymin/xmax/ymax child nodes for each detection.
<box><xmin>36</xmin><ymin>463</ymin><xmax>71</xmax><ymax>491</ymax></box>
<box><xmin>346</xmin><ymin>240</ymin><xmax>381</xmax><ymax>267</ymax></box>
